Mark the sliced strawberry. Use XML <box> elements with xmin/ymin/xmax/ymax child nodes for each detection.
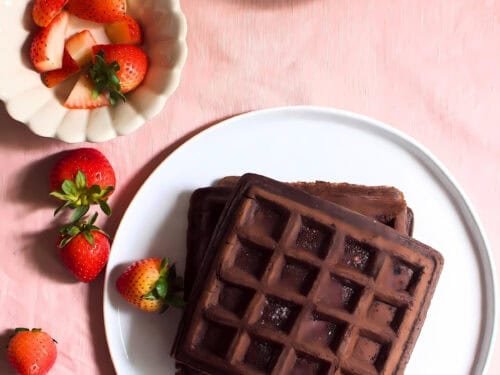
<box><xmin>41</xmin><ymin>49</ymin><xmax>80</xmax><ymax>88</ymax></box>
<box><xmin>32</xmin><ymin>0</ymin><xmax>68</xmax><ymax>27</ymax></box>
<box><xmin>65</xmin><ymin>30</ymin><xmax>97</xmax><ymax>67</ymax></box>
<box><xmin>65</xmin><ymin>75</ymin><xmax>110</xmax><ymax>109</ymax></box>
<box><xmin>105</xmin><ymin>15</ymin><xmax>143</xmax><ymax>45</ymax></box>
<box><xmin>66</xmin><ymin>0</ymin><xmax>126</xmax><ymax>23</ymax></box>
<box><xmin>30</xmin><ymin>11</ymin><xmax>69</xmax><ymax>72</ymax></box>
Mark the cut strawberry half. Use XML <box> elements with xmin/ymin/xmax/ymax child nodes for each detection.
<box><xmin>66</xmin><ymin>0</ymin><xmax>127</xmax><ymax>23</ymax></box>
<box><xmin>41</xmin><ymin>49</ymin><xmax>80</xmax><ymax>88</ymax></box>
<box><xmin>65</xmin><ymin>30</ymin><xmax>97</xmax><ymax>67</ymax></box>
<box><xmin>65</xmin><ymin>75</ymin><xmax>110</xmax><ymax>109</ymax></box>
<box><xmin>105</xmin><ymin>15</ymin><xmax>143</xmax><ymax>45</ymax></box>
<box><xmin>30</xmin><ymin>11</ymin><xmax>69</xmax><ymax>72</ymax></box>
<box><xmin>32</xmin><ymin>0</ymin><xmax>68</xmax><ymax>27</ymax></box>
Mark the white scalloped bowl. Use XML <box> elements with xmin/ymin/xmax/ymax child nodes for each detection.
<box><xmin>0</xmin><ymin>0</ymin><xmax>187</xmax><ymax>143</ymax></box>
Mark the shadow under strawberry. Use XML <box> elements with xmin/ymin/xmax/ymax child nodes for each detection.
<box><xmin>21</xmin><ymin>225</ymin><xmax>78</xmax><ymax>284</ymax></box>
<box><xmin>8</xmin><ymin>150</ymin><xmax>63</xmax><ymax>210</ymax></box>
<box><xmin>0</xmin><ymin>329</ymin><xmax>16</xmax><ymax>374</ymax></box>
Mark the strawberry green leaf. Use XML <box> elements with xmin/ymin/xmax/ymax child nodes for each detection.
<box><xmin>51</xmin><ymin>171</ymin><xmax>114</xmax><ymax>217</ymax></box>
<box><xmin>156</xmin><ymin>278</ymin><xmax>168</xmax><ymax>299</ymax></box>
<box><xmin>88</xmin><ymin>185</ymin><xmax>101</xmax><ymax>195</ymax></box>
<box><xmin>90</xmin><ymin>50</ymin><xmax>126</xmax><ymax>106</ymax></box>
<box><xmin>54</xmin><ymin>201</ymin><xmax>72</xmax><ymax>216</ymax></box>
<box><xmin>75</xmin><ymin>170</ymin><xmax>87</xmax><ymax>189</ymax></box>
<box><xmin>58</xmin><ymin>214</ymin><xmax>107</xmax><ymax>248</ymax></box>
<box><xmin>62</xmin><ymin>180</ymin><xmax>77</xmax><ymax>195</ymax></box>
<box><xmin>14</xmin><ymin>327</ymin><xmax>29</xmax><ymax>332</ymax></box>
<box><xmin>66</xmin><ymin>226</ymin><xmax>80</xmax><ymax>237</ymax></box>
<box><xmin>83</xmin><ymin>231</ymin><xmax>95</xmax><ymax>246</ymax></box>
<box><xmin>71</xmin><ymin>205</ymin><xmax>89</xmax><ymax>223</ymax></box>
<box><xmin>50</xmin><ymin>191</ymin><xmax>69</xmax><ymax>200</ymax></box>
<box><xmin>99</xmin><ymin>200</ymin><xmax>112</xmax><ymax>216</ymax></box>
<box><xmin>58</xmin><ymin>235</ymin><xmax>74</xmax><ymax>248</ymax></box>
<box><xmin>88</xmin><ymin>212</ymin><xmax>98</xmax><ymax>226</ymax></box>
<box><xmin>141</xmin><ymin>291</ymin><xmax>157</xmax><ymax>300</ymax></box>
<box><xmin>160</xmin><ymin>258</ymin><xmax>169</xmax><ymax>277</ymax></box>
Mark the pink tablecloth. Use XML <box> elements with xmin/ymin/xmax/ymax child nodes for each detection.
<box><xmin>0</xmin><ymin>1</ymin><xmax>498</xmax><ymax>374</ymax></box>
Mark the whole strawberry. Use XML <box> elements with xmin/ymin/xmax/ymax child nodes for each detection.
<box><xmin>7</xmin><ymin>328</ymin><xmax>57</xmax><ymax>375</ymax></box>
<box><xmin>50</xmin><ymin>148</ymin><xmax>115</xmax><ymax>221</ymax></box>
<box><xmin>116</xmin><ymin>258</ymin><xmax>184</xmax><ymax>313</ymax></box>
<box><xmin>89</xmin><ymin>45</ymin><xmax>149</xmax><ymax>105</ymax></box>
<box><xmin>58</xmin><ymin>213</ymin><xmax>111</xmax><ymax>282</ymax></box>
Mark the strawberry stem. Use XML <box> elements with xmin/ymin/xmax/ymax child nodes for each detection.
<box><xmin>58</xmin><ymin>213</ymin><xmax>109</xmax><ymax>248</ymax></box>
<box><xmin>141</xmin><ymin>258</ymin><xmax>185</xmax><ymax>312</ymax></box>
<box><xmin>89</xmin><ymin>50</ymin><xmax>126</xmax><ymax>106</ymax></box>
<box><xmin>50</xmin><ymin>170</ymin><xmax>114</xmax><ymax>218</ymax></box>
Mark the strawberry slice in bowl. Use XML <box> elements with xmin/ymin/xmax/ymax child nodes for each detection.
<box><xmin>66</xmin><ymin>0</ymin><xmax>127</xmax><ymax>23</ymax></box>
<box><xmin>30</xmin><ymin>11</ymin><xmax>69</xmax><ymax>72</ymax></box>
<box><xmin>32</xmin><ymin>0</ymin><xmax>68</xmax><ymax>27</ymax></box>
<box><xmin>66</xmin><ymin>29</ymin><xmax>97</xmax><ymax>67</ymax></box>
<box><xmin>41</xmin><ymin>49</ymin><xmax>80</xmax><ymax>88</ymax></box>
<box><xmin>105</xmin><ymin>15</ymin><xmax>143</xmax><ymax>45</ymax></box>
<box><xmin>65</xmin><ymin>74</ymin><xmax>111</xmax><ymax>109</ymax></box>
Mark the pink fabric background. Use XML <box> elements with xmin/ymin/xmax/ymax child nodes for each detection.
<box><xmin>0</xmin><ymin>0</ymin><xmax>498</xmax><ymax>373</ymax></box>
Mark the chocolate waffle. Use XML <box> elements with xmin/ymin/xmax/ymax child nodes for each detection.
<box><xmin>184</xmin><ymin>180</ymin><xmax>413</xmax><ymax>297</ymax></box>
<box><xmin>173</xmin><ymin>174</ymin><xmax>443</xmax><ymax>375</ymax></box>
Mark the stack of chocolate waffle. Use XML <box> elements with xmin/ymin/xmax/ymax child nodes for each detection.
<box><xmin>172</xmin><ymin>174</ymin><xmax>443</xmax><ymax>375</ymax></box>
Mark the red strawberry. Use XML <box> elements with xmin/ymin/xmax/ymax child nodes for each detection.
<box><xmin>89</xmin><ymin>44</ymin><xmax>148</xmax><ymax>104</ymax></box>
<box><xmin>58</xmin><ymin>213</ymin><xmax>111</xmax><ymax>282</ymax></box>
<box><xmin>66</xmin><ymin>0</ymin><xmax>126</xmax><ymax>23</ymax></box>
<box><xmin>116</xmin><ymin>258</ymin><xmax>184</xmax><ymax>312</ymax></box>
<box><xmin>64</xmin><ymin>74</ymin><xmax>110</xmax><ymax>109</ymax></box>
<box><xmin>7</xmin><ymin>328</ymin><xmax>57</xmax><ymax>375</ymax></box>
<box><xmin>41</xmin><ymin>49</ymin><xmax>80</xmax><ymax>88</ymax></box>
<box><xmin>105</xmin><ymin>15</ymin><xmax>143</xmax><ymax>45</ymax></box>
<box><xmin>65</xmin><ymin>30</ymin><xmax>97</xmax><ymax>67</ymax></box>
<box><xmin>50</xmin><ymin>148</ymin><xmax>115</xmax><ymax>220</ymax></box>
<box><xmin>30</xmin><ymin>11</ymin><xmax>69</xmax><ymax>72</ymax></box>
<box><xmin>32</xmin><ymin>0</ymin><xmax>68</xmax><ymax>27</ymax></box>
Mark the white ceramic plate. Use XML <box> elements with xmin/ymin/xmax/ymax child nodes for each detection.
<box><xmin>103</xmin><ymin>106</ymin><xmax>497</xmax><ymax>374</ymax></box>
<box><xmin>0</xmin><ymin>0</ymin><xmax>187</xmax><ymax>143</ymax></box>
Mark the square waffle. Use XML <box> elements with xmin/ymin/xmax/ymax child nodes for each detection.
<box><xmin>184</xmin><ymin>180</ymin><xmax>413</xmax><ymax>297</ymax></box>
<box><xmin>174</xmin><ymin>174</ymin><xmax>443</xmax><ymax>375</ymax></box>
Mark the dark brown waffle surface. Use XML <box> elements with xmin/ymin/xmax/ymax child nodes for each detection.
<box><xmin>216</xmin><ymin>176</ymin><xmax>411</xmax><ymax>234</ymax></box>
<box><xmin>184</xmin><ymin>180</ymin><xmax>413</xmax><ymax>297</ymax></box>
<box><xmin>174</xmin><ymin>174</ymin><xmax>443</xmax><ymax>375</ymax></box>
